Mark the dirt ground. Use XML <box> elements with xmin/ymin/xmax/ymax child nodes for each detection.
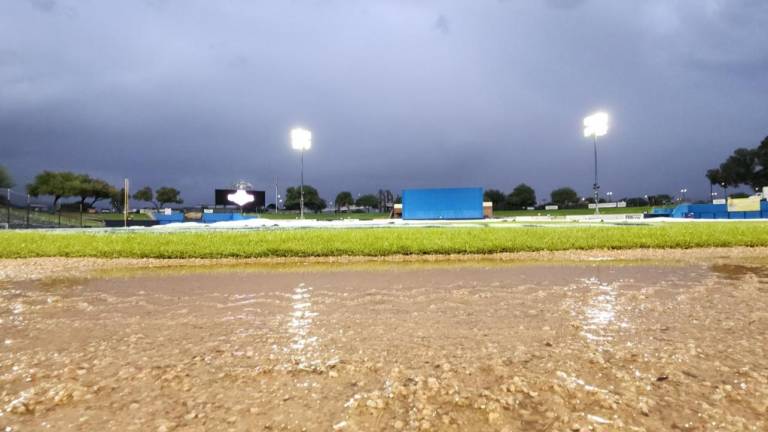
<box><xmin>1</xmin><ymin>249</ymin><xmax>767</xmax><ymax>431</ymax></box>
<box><xmin>2</xmin><ymin>247</ymin><xmax>768</xmax><ymax>282</ymax></box>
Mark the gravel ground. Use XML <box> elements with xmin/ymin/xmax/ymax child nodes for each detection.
<box><xmin>1</xmin><ymin>253</ymin><xmax>767</xmax><ymax>431</ymax></box>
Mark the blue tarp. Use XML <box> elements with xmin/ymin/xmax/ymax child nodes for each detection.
<box><xmin>201</xmin><ymin>212</ymin><xmax>256</xmax><ymax>223</ymax></box>
<box><xmin>651</xmin><ymin>208</ymin><xmax>673</xmax><ymax>215</ymax></box>
<box><xmin>664</xmin><ymin>201</ymin><xmax>768</xmax><ymax>219</ymax></box>
<box><xmin>402</xmin><ymin>187</ymin><xmax>484</xmax><ymax>220</ymax></box>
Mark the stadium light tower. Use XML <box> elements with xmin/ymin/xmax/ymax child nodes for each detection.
<box><xmin>583</xmin><ymin>112</ymin><xmax>609</xmax><ymax>215</ymax></box>
<box><xmin>291</xmin><ymin>127</ymin><xmax>312</xmax><ymax>219</ymax></box>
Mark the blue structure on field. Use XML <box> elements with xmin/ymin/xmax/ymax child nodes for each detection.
<box><xmin>402</xmin><ymin>187</ymin><xmax>484</xmax><ymax>220</ymax></box>
<box><xmin>658</xmin><ymin>201</ymin><xmax>768</xmax><ymax>219</ymax></box>
<box><xmin>154</xmin><ymin>211</ymin><xmax>185</xmax><ymax>225</ymax></box>
<box><xmin>152</xmin><ymin>211</ymin><xmax>257</xmax><ymax>225</ymax></box>
<box><xmin>201</xmin><ymin>212</ymin><xmax>256</xmax><ymax>223</ymax></box>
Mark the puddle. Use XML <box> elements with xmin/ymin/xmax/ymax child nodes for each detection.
<box><xmin>1</xmin><ymin>261</ymin><xmax>767</xmax><ymax>431</ymax></box>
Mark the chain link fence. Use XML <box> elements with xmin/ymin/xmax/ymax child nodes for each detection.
<box><xmin>1</xmin><ymin>188</ymin><xmax>106</xmax><ymax>229</ymax></box>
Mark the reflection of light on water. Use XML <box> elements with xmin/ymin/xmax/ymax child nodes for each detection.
<box><xmin>286</xmin><ymin>283</ymin><xmax>319</xmax><ymax>367</ymax></box>
<box><xmin>579</xmin><ymin>277</ymin><xmax>627</xmax><ymax>344</ymax></box>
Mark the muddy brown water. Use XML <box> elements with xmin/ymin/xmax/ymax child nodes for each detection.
<box><xmin>1</xmin><ymin>260</ymin><xmax>767</xmax><ymax>431</ymax></box>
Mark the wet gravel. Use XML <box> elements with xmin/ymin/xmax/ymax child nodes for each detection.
<box><xmin>1</xmin><ymin>257</ymin><xmax>767</xmax><ymax>431</ymax></box>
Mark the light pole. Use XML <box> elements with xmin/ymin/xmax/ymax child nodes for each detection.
<box><xmin>274</xmin><ymin>177</ymin><xmax>279</xmax><ymax>214</ymax></box>
<box><xmin>583</xmin><ymin>112</ymin><xmax>609</xmax><ymax>215</ymax></box>
<box><xmin>291</xmin><ymin>127</ymin><xmax>312</xmax><ymax>219</ymax></box>
<box><xmin>680</xmin><ymin>188</ymin><xmax>688</xmax><ymax>203</ymax></box>
<box><xmin>606</xmin><ymin>191</ymin><xmax>613</xmax><ymax>202</ymax></box>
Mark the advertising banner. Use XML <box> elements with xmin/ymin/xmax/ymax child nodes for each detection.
<box><xmin>727</xmin><ymin>197</ymin><xmax>761</xmax><ymax>212</ymax></box>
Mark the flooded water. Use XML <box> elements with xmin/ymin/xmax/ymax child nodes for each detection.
<box><xmin>1</xmin><ymin>260</ymin><xmax>767</xmax><ymax>431</ymax></box>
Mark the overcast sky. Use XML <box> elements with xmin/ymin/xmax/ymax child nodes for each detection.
<box><xmin>1</xmin><ymin>0</ymin><xmax>767</xmax><ymax>205</ymax></box>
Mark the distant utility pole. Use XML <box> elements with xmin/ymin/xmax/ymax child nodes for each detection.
<box><xmin>123</xmin><ymin>178</ymin><xmax>129</xmax><ymax>228</ymax></box>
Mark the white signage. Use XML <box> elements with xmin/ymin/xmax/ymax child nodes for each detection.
<box><xmin>545</xmin><ymin>205</ymin><xmax>558</xmax><ymax>210</ymax></box>
<box><xmin>589</xmin><ymin>202</ymin><xmax>623</xmax><ymax>209</ymax></box>
<box><xmin>163</xmin><ymin>208</ymin><xmax>172</xmax><ymax>215</ymax></box>
<box><xmin>227</xmin><ymin>189</ymin><xmax>255</xmax><ymax>207</ymax></box>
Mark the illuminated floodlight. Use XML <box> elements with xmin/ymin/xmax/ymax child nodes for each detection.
<box><xmin>583</xmin><ymin>112</ymin><xmax>609</xmax><ymax>138</ymax></box>
<box><xmin>291</xmin><ymin>128</ymin><xmax>312</xmax><ymax>151</ymax></box>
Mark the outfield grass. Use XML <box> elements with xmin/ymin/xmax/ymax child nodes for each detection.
<box><xmin>1</xmin><ymin>223</ymin><xmax>767</xmax><ymax>259</ymax></box>
<box><xmin>493</xmin><ymin>206</ymin><xmax>666</xmax><ymax>217</ymax></box>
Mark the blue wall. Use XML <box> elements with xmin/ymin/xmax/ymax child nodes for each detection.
<box><xmin>201</xmin><ymin>212</ymin><xmax>256</xmax><ymax>223</ymax></box>
<box><xmin>666</xmin><ymin>201</ymin><xmax>768</xmax><ymax>219</ymax></box>
<box><xmin>154</xmin><ymin>212</ymin><xmax>185</xmax><ymax>225</ymax></box>
<box><xmin>402</xmin><ymin>188</ymin><xmax>484</xmax><ymax>220</ymax></box>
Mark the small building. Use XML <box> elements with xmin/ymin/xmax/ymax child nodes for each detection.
<box><xmin>402</xmin><ymin>188</ymin><xmax>484</xmax><ymax>220</ymax></box>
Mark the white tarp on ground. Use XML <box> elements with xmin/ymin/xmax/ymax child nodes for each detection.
<box><xmin>139</xmin><ymin>213</ymin><xmax>768</xmax><ymax>231</ymax></box>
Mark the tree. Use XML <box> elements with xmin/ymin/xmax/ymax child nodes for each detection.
<box><xmin>711</xmin><ymin>136</ymin><xmax>768</xmax><ymax>191</ymax></box>
<box><xmin>132</xmin><ymin>186</ymin><xmax>157</xmax><ymax>209</ymax></box>
<box><xmin>647</xmin><ymin>194</ymin><xmax>672</xmax><ymax>206</ymax></box>
<box><xmin>27</xmin><ymin>171</ymin><xmax>81</xmax><ymax>209</ymax></box>
<box><xmin>507</xmin><ymin>183</ymin><xmax>536</xmax><ymax>209</ymax></box>
<box><xmin>483</xmin><ymin>189</ymin><xmax>506</xmax><ymax>210</ymax></box>
<box><xmin>705</xmin><ymin>168</ymin><xmax>727</xmax><ymax>197</ymax></box>
<box><xmin>334</xmin><ymin>191</ymin><xmax>354</xmax><ymax>211</ymax></box>
<box><xmin>155</xmin><ymin>187</ymin><xmax>183</xmax><ymax>208</ymax></box>
<box><xmin>754</xmin><ymin>136</ymin><xmax>768</xmax><ymax>189</ymax></box>
<box><xmin>550</xmin><ymin>187</ymin><xmax>578</xmax><ymax>208</ymax></box>
<box><xmin>73</xmin><ymin>175</ymin><xmax>114</xmax><ymax>208</ymax></box>
<box><xmin>720</xmin><ymin>148</ymin><xmax>757</xmax><ymax>188</ymax></box>
<box><xmin>625</xmin><ymin>197</ymin><xmax>649</xmax><ymax>207</ymax></box>
<box><xmin>110</xmin><ymin>188</ymin><xmax>126</xmax><ymax>212</ymax></box>
<box><xmin>0</xmin><ymin>165</ymin><xmax>13</xmax><ymax>189</ymax></box>
<box><xmin>355</xmin><ymin>194</ymin><xmax>378</xmax><ymax>211</ymax></box>
<box><xmin>88</xmin><ymin>179</ymin><xmax>115</xmax><ymax>207</ymax></box>
<box><xmin>285</xmin><ymin>185</ymin><xmax>326</xmax><ymax>213</ymax></box>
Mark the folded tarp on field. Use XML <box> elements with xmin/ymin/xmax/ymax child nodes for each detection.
<box><xmin>201</xmin><ymin>212</ymin><xmax>256</xmax><ymax>223</ymax></box>
<box><xmin>402</xmin><ymin>187</ymin><xmax>484</xmax><ymax>220</ymax></box>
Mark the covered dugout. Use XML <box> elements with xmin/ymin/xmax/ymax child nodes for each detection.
<box><xmin>402</xmin><ymin>187</ymin><xmax>484</xmax><ymax>220</ymax></box>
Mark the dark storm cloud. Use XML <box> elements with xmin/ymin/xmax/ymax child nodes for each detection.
<box><xmin>434</xmin><ymin>14</ymin><xmax>450</xmax><ymax>34</ymax></box>
<box><xmin>543</xmin><ymin>0</ymin><xmax>587</xmax><ymax>9</ymax></box>
<box><xmin>1</xmin><ymin>0</ymin><xmax>767</xmax><ymax>206</ymax></box>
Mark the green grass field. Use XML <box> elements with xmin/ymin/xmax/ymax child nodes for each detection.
<box><xmin>1</xmin><ymin>222</ymin><xmax>767</xmax><ymax>259</ymax></box>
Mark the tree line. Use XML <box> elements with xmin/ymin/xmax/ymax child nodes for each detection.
<box><xmin>706</xmin><ymin>136</ymin><xmax>767</xmax><ymax>195</ymax></box>
<box><xmin>484</xmin><ymin>184</ymin><xmax>672</xmax><ymax>210</ymax></box>
<box><xmin>275</xmin><ymin>187</ymin><xmax>380</xmax><ymax>213</ymax></box>
<box><xmin>9</xmin><ymin>170</ymin><xmax>183</xmax><ymax>211</ymax></box>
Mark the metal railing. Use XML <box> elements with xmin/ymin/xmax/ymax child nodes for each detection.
<box><xmin>2</xmin><ymin>188</ymin><xmax>106</xmax><ymax>229</ymax></box>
